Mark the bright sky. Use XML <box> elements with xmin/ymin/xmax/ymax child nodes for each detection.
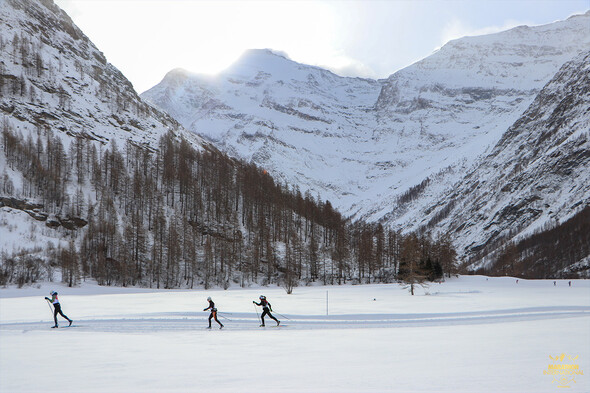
<box><xmin>54</xmin><ymin>0</ymin><xmax>589</xmax><ymax>93</ymax></box>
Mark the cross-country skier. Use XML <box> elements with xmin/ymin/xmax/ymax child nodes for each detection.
<box><xmin>203</xmin><ymin>297</ymin><xmax>223</xmax><ymax>329</ymax></box>
<box><xmin>44</xmin><ymin>291</ymin><xmax>72</xmax><ymax>328</ymax></box>
<box><xmin>253</xmin><ymin>295</ymin><xmax>280</xmax><ymax>327</ymax></box>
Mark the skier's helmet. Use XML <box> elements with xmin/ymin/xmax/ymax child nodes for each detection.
<box><xmin>50</xmin><ymin>291</ymin><xmax>56</xmax><ymax>295</ymax></box>
<box><xmin>207</xmin><ymin>297</ymin><xmax>212</xmax><ymax>301</ymax></box>
<box><xmin>259</xmin><ymin>295</ymin><xmax>266</xmax><ymax>300</ymax></box>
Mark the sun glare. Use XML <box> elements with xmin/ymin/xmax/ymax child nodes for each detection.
<box><xmin>54</xmin><ymin>0</ymin><xmax>589</xmax><ymax>92</ymax></box>
<box><xmin>57</xmin><ymin>0</ymin><xmax>337</xmax><ymax>88</ymax></box>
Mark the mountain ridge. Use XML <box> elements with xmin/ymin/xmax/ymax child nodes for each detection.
<box><xmin>142</xmin><ymin>11</ymin><xmax>590</xmax><ymax>223</ymax></box>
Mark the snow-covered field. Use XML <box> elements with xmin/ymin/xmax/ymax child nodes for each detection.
<box><xmin>1</xmin><ymin>276</ymin><xmax>589</xmax><ymax>392</ymax></box>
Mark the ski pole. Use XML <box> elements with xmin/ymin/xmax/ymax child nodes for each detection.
<box><xmin>218</xmin><ymin>314</ymin><xmax>232</xmax><ymax>322</ymax></box>
<box><xmin>45</xmin><ymin>298</ymin><xmax>54</xmax><ymax>319</ymax></box>
<box><xmin>272</xmin><ymin>311</ymin><xmax>291</xmax><ymax>320</ymax></box>
<box><xmin>253</xmin><ymin>303</ymin><xmax>260</xmax><ymax>323</ymax></box>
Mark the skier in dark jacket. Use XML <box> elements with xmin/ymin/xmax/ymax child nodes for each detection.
<box><xmin>204</xmin><ymin>297</ymin><xmax>223</xmax><ymax>329</ymax></box>
<box><xmin>45</xmin><ymin>291</ymin><xmax>72</xmax><ymax>328</ymax></box>
<box><xmin>253</xmin><ymin>295</ymin><xmax>280</xmax><ymax>327</ymax></box>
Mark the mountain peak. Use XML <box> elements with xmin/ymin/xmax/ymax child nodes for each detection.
<box><xmin>222</xmin><ymin>48</ymin><xmax>306</xmax><ymax>79</ymax></box>
<box><xmin>569</xmin><ymin>9</ymin><xmax>590</xmax><ymax>19</ymax></box>
<box><xmin>241</xmin><ymin>48</ymin><xmax>291</xmax><ymax>61</ymax></box>
<box><xmin>387</xmin><ymin>11</ymin><xmax>590</xmax><ymax>92</ymax></box>
<box><xmin>161</xmin><ymin>67</ymin><xmax>194</xmax><ymax>86</ymax></box>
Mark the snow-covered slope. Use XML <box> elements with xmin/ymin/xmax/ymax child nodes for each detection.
<box><xmin>420</xmin><ymin>50</ymin><xmax>590</xmax><ymax>268</ymax></box>
<box><xmin>0</xmin><ymin>0</ymin><xmax>207</xmax><ymax>150</ymax></box>
<box><xmin>142</xmin><ymin>12</ymin><xmax>590</xmax><ymax>224</ymax></box>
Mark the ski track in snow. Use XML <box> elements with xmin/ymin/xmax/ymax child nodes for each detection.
<box><xmin>3</xmin><ymin>306</ymin><xmax>588</xmax><ymax>333</ymax></box>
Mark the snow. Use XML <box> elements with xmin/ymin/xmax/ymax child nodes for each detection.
<box><xmin>0</xmin><ymin>207</ymin><xmax>66</xmax><ymax>257</ymax></box>
<box><xmin>2</xmin><ymin>276</ymin><xmax>589</xmax><ymax>392</ymax></box>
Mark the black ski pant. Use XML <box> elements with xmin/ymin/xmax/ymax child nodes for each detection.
<box><xmin>208</xmin><ymin>311</ymin><xmax>223</xmax><ymax>327</ymax></box>
<box><xmin>53</xmin><ymin>304</ymin><xmax>70</xmax><ymax>326</ymax></box>
<box><xmin>260</xmin><ymin>309</ymin><xmax>278</xmax><ymax>325</ymax></box>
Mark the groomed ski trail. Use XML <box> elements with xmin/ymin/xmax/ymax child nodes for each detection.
<box><xmin>2</xmin><ymin>306</ymin><xmax>588</xmax><ymax>333</ymax></box>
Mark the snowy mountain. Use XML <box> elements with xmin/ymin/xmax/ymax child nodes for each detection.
<box><xmin>142</xmin><ymin>12</ymin><xmax>590</xmax><ymax>229</ymax></box>
<box><xmin>368</xmin><ymin>12</ymin><xmax>590</xmax><ymax>225</ymax></box>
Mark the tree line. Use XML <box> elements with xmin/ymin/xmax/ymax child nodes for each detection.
<box><xmin>0</xmin><ymin>122</ymin><xmax>457</xmax><ymax>290</ymax></box>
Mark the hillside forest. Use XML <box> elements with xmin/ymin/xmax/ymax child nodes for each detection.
<box><xmin>0</xmin><ymin>122</ymin><xmax>456</xmax><ymax>290</ymax></box>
